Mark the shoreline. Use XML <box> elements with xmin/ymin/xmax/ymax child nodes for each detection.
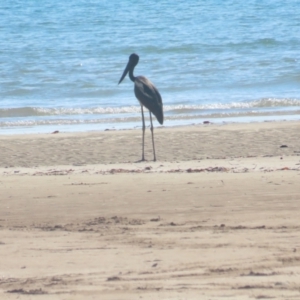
<box><xmin>0</xmin><ymin>113</ymin><xmax>299</xmax><ymax>135</ymax></box>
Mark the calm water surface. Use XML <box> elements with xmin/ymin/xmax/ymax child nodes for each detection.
<box><xmin>0</xmin><ymin>1</ymin><xmax>300</xmax><ymax>133</ymax></box>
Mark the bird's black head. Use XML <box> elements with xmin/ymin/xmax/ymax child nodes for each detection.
<box><xmin>129</xmin><ymin>53</ymin><xmax>139</xmax><ymax>66</ymax></box>
<box><xmin>118</xmin><ymin>53</ymin><xmax>140</xmax><ymax>84</ymax></box>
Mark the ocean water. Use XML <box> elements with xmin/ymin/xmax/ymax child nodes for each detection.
<box><xmin>0</xmin><ymin>0</ymin><xmax>300</xmax><ymax>134</ymax></box>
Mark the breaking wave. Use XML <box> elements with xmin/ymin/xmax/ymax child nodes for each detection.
<box><xmin>1</xmin><ymin>98</ymin><xmax>300</xmax><ymax>118</ymax></box>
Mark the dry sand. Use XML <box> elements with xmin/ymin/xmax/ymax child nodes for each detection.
<box><xmin>0</xmin><ymin>121</ymin><xmax>300</xmax><ymax>299</ymax></box>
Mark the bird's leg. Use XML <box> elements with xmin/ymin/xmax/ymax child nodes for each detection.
<box><xmin>141</xmin><ymin>105</ymin><xmax>146</xmax><ymax>161</ymax></box>
<box><xmin>149</xmin><ymin>112</ymin><xmax>156</xmax><ymax>161</ymax></box>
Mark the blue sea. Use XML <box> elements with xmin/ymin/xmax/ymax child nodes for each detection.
<box><xmin>1</xmin><ymin>0</ymin><xmax>300</xmax><ymax>134</ymax></box>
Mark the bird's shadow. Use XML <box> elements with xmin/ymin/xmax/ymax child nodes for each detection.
<box><xmin>135</xmin><ymin>159</ymin><xmax>147</xmax><ymax>163</ymax></box>
<box><xmin>134</xmin><ymin>159</ymin><xmax>156</xmax><ymax>163</ymax></box>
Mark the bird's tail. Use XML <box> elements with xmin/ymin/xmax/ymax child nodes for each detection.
<box><xmin>153</xmin><ymin>106</ymin><xmax>164</xmax><ymax>125</ymax></box>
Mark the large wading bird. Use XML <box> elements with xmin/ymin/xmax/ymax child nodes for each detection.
<box><xmin>118</xmin><ymin>53</ymin><xmax>163</xmax><ymax>161</ymax></box>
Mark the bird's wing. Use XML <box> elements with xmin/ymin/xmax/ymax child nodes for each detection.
<box><xmin>134</xmin><ymin>76</ymin><xmax>163</xmax><ymax>124</ymax></box>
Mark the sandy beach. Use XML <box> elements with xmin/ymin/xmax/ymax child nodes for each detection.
<box><xmin>1</xmin><ymin>121</ymin><xmax>300</xmax><ymax>299</ymax></box>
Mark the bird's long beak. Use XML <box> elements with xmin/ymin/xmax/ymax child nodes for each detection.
<box><xmin>118</xmin><ymin>61</ymin><xmax>130</xmax><ymax>84</ymax></box>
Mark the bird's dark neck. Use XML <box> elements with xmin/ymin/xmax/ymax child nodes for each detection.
<box><xmin>129</xmin><ymin>67</ymin><xmax>136</xmax><ymax>82</ymax></box>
